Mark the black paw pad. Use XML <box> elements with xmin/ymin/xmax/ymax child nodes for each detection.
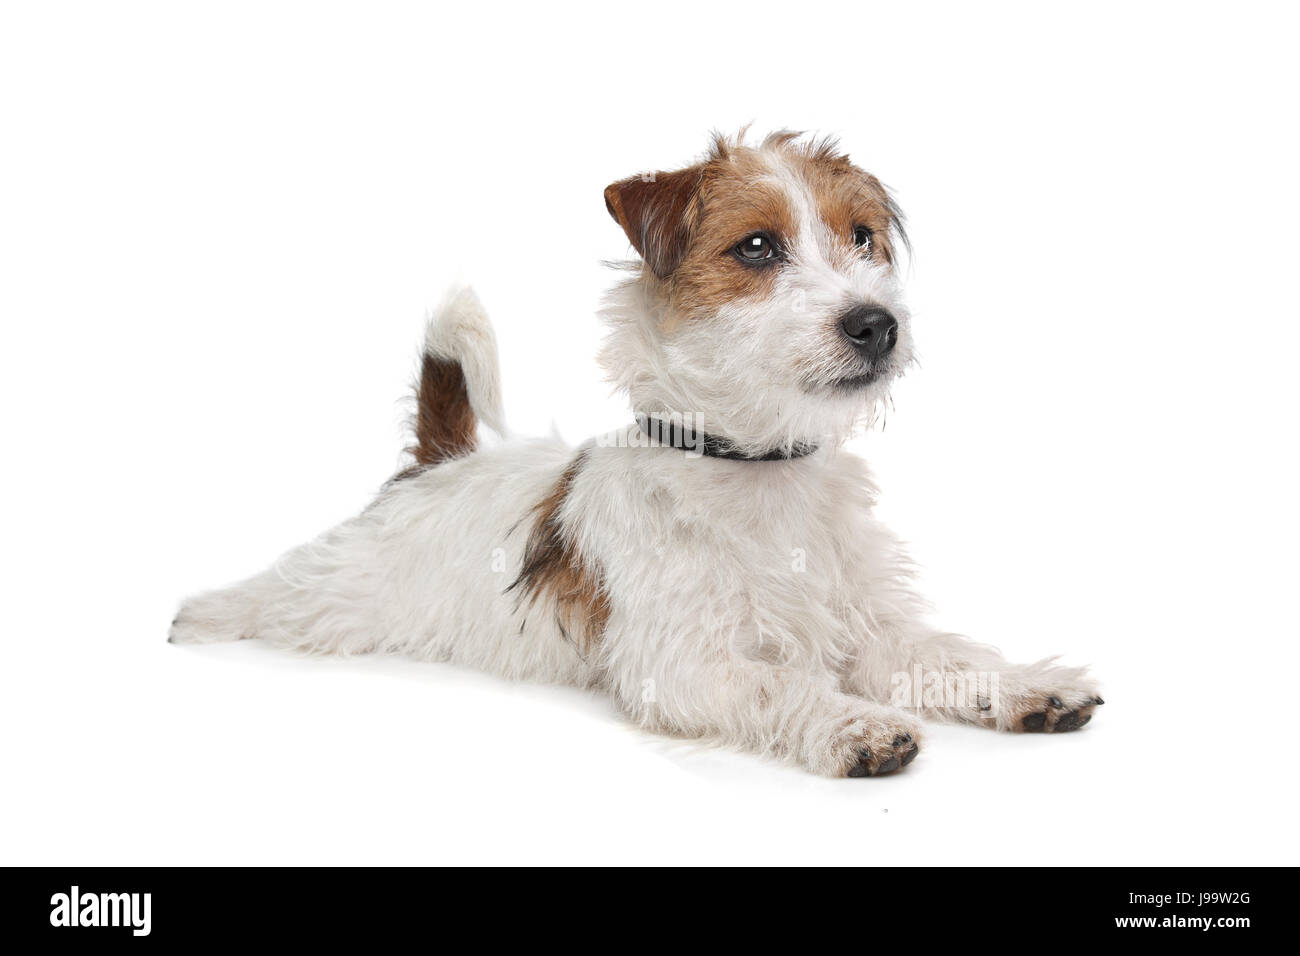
<box><xmin>847</xmin><ymin>749</ymin><xmax>874</xmax><ymax>778</ymax></box>
<box><xmin>875</xmin><ymin>755</ymin><xmax>900</xmax><ymax>774</ymax></box>
<box><xmin>1054</xmin><ymin>710</ymin><xmax>1080</xmax><ymax>732</ymax></box>
<box><xmin>1022</xmin><ymin>711</ymin><xmax>1048</xmax><ymax>731</ymax></box>
<box><xmin>846</xmin><ymin>739</ymin><xmax>920</xmax><ymax>778</ymax></box>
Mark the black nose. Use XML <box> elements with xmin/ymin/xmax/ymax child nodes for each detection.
<box><xmin>839</xmin><ymin>306</ymin><xmax>898</xmax><ymax>360</ymax></box>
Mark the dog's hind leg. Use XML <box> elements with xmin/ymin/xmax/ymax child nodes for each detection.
<box><xmin>168</xmin><ymin>575</ymin><xmax>271</xmax><ymax>644</ymax></box>
<box><xmin>168</xmin><ymin>513</ymin><xmax>383</xmax><ymax>650</ymax></box>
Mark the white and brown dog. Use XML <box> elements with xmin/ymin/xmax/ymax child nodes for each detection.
<box><xmin>171</xmin><ymin>131</ymin><xmax>1102</xmax><ymax>777</ymax></box>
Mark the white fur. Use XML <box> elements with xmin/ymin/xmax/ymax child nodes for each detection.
<box><xmin>423</xmin><ymin>284</ymin><xmax>506</xmax><ymax>438</ymax></box>
<box><xmin>171</xmin><ymin>142</ymin><xmax>1099</xmax><ymax>776</ymax></box>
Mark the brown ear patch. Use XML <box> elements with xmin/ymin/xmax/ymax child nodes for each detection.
<box><xmin>408</xmin><ymin>354</ymin><xmax>477</xmax><ymax>467</ymax></box>
<box><xmin>603</xmin><ymin>165</ymin><xmax>704</xmax><ymax>279</ymax></box>
<box><xmin>507</xmin><ymin>450</ymin><xmax>610</xmax><ymax>653</ymax></box>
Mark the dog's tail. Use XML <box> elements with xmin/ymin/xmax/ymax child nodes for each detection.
<box><xmin>407</xmin><ymin>285</ymin><xmax>506</xmax><ymax>467</ymax></box>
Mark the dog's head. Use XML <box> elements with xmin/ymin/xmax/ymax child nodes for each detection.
<box><xmin>599</xmin><ymin>130</ymin><xmax>912</xmax><ymax>456</ymax></box>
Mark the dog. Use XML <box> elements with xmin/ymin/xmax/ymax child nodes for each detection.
<box><xmin>170</xmin><ymin>130</ymin><xmax>1102</xmax><ymax>777</ymax></box>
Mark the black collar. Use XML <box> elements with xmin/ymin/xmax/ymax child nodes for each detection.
<box><xmin>636</xmin><ymin>415</ymin><xmax>819</xmax><ymax>462</ymax></box>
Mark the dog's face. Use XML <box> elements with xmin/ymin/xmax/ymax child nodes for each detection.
<box><xmin>600</xmin><ymin>131</ymin><xmax>912</xmax><ymax>454</ymax></box>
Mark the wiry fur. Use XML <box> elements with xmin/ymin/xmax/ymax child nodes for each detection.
<box><xmin>171</xmin><ymin>131</ymin><xmax>1101</xmax><ymax>777</ymax></box>
<box><xmin>421</xmin><ymin>285</ymin><xmax>505</xmax><ymax>440</ymax></box>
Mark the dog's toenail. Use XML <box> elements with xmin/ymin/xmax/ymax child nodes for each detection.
<box><xmin>1022</xmin><ymin>712</ymin><xmax>1047</xmax><ymax>731</ymax></box>
<box><xmin>901</xmin><ymin>744</ymin><xmax>920</xmax><ymax>766</ymax></box>
<box><xmin>1092</xmin><ymin>696</ymin><xmax>1105</xmax><ymax>705</ymax></box>
<box><xmin>876</xmin><ymin>755</ymin><xmax>900</xmax><ymax>774</ymax></box>
<box><xmin>1047</xmin><ymin>696</ymin><xmax>1063</xmax><ymax>708</ymax></box>
<box><xmin>892</xmin><ymin>733</ymin><xmax>911</xmax><ymax>746</ymax></box>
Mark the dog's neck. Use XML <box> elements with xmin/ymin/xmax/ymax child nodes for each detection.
<box><xmin>635</xmin><ymin>414</ymin><xmax>819</xmax><ymax>462</ymax></box>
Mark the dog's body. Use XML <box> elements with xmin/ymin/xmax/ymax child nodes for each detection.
<box><xmin>171</xmin><ymin>132</ymin><xmax>1101</xmax><ymax>776</ymax></box>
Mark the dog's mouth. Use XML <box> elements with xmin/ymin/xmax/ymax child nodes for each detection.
<box><xmin>798</xmin><ymin>352</ymin><xmax>900</xmax><ymax>394</ymax></box>
<box><xmin>828</xmin><ymin>369</ymin><xmax>882</xmax><ymax>391</ymax></box>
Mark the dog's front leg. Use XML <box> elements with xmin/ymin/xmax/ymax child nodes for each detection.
<box><xmin>835</xmin><ymin>520</ymin><xmax>1104</xmax><ymax>732</ymax></box>
<box><xmin>612</xmin><ymin>646</ymin><xmax>922</xmax><ymax>777</ymax></box>
<box><xmin>845</xmin><ymin>618</ymin><xmax>1104</xmax><ymax>734</ymax></box>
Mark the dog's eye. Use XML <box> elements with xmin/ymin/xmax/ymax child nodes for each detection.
<box><xmin>853</xmin><ymin>226</ymin><xmax>872</xmax><ymax>249</ymax></box>
<box><xmin>735</xmin><ymin>234</ymin><xmax>775</xmax><ymax>261</ymax></box>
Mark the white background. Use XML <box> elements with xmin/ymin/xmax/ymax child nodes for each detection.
<box><xmin>2</xmin><ymin>1</ymin><xmax>1297</xmax><ymax>865</ymax></box>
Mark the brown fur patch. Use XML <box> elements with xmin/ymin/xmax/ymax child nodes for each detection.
<box><xmin>784</xmin><ymin>139</ymin><xmax>905</xmax><ymax>266</ymax></box>
<box><xmin>604</xmin><ymin>166</ymin><xmax>705</xmax><ymax>279</ymax></box>
<box><xmin>668</xmin><ymin>157</ymin><xmax>791</xmax><ymax>318</ymax></box>
<box><xmin>507</xmin><ymin>451</ymin><xmax>610</xmax><ymax>653</ymax></box>
<box><xmin>409</xmin><ymin>354</ymin><xmax>477</xmax><ymax>466</ymax></box>
<box><xmin>604</xmin><ymin>131</ymin><xmax>906</xmax><ymax>321</ymax></box>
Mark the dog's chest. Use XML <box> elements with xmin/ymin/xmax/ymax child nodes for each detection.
<box><xmin>577</xmin><ymin>449</ymin><xmax>878</xmax><ymax>643</ymax></box>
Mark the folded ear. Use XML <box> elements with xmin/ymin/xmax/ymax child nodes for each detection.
<box><xmin>603</xmin><ymin>165</ymin><xmax>704</xmax><ymax>279</ymax></box>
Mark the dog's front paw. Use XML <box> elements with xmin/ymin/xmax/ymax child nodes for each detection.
<box><xmin>1007</xmin><ymin>690</ymin><xmax>1104</xmax><ymax>733</ymax></box>
<box><xmin>846</xmin><ymin>732</ymin><xmax>921</xmax><ymax>777</ymax></box>
<box><xmin>972</xmin><ymin>661</ymin><xmax>1104</xmax><ymax>734</ymax></box>
<box><xmin>826</xmin><ymin>712</ymin><xmax>922</xmax><ymax>778</ymax></box>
